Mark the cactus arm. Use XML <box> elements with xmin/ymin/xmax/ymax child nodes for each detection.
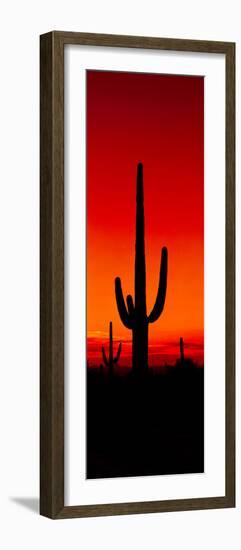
<box><xmin>126</xmin><ymin>295</ymin><xmax>135</xmax><ymax>318</ymax></box>
<box><xmin>101</xmin><ymin>346</ymin><xmax>109</xmax><ymax>367</ymax></box>
<box><xmin>115</xmin><ymin>277</ymin><xmax>133</xmax><ymax>329</ymax></box>
<box><xmin>114</xmin><ymin>342</ymin><xmax>122</xmax><ymax>363</ymax></box>
<box><xmin>148</xmin><ymin>247</ymin><xmax>168</xmax><ymax>323</ymax></box>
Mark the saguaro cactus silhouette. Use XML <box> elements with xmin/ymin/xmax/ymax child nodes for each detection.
<box><xmin>115</xmin><ymin>163</ymin><xmax>168</xmax><ymax>371</ymax></box>
<box><xmin>102</xmin><ymin>321</ymin><xmax>122</xmax><ymax>374</ymax></box>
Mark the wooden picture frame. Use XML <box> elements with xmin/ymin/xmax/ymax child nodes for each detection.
<box><xmin>40</xmin><ymin>31</ymin><xmax>235</xmax><ymax>519</ymax></box>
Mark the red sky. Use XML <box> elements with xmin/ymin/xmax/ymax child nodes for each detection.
<box><xmin>86</xmin><ymin>70</ymin><xmax>204</xmax><ymax>367</ymax></box>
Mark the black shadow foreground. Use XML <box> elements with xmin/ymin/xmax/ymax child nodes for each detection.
<box><xmin>87</xmin><ymin>365</ymin><xmax>204</xmax><ymax>479</ymax></box>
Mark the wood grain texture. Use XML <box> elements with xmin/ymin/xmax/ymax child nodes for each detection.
<box><xmin>225</xmin><ymin>44</ymin><xmax>236</xmax><ymax>505</ymax></box>
<box><xmin>40</xmin><ymin>31</ymin><xmax>64</xmax><ymax>518</ymax></box>
<box><xmin>50</xmin><ymin>30</ymin><xmax>234</xmax><ymax>53</ymax></box>
<box><xmin>40</xmin><ymin>31</ymin><xmax>235</xmax><ymax>519</ymax></box>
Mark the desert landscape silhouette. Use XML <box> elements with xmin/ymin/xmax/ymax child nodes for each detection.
<box><xmin>87</xmin><ymin>164</ymin><xmax>204</xmax><ymax>479</ymax></box>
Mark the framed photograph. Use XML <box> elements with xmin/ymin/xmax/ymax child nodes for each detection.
<box><xmin>40</xmin><ymin>31</ymin><xmax>235</xmax><ymax>519</ymax></box>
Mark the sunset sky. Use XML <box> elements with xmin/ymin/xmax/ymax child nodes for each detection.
<box><xmin>86</xmin><ymin>70</ymin><xmax>204</xmax><ymax>366</ymax></box>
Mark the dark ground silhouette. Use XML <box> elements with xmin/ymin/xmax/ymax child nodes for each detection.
<box><xmin>87</xmin><ymin>365</ymin><xmax>204</xmax><ymax>479</ymax></box>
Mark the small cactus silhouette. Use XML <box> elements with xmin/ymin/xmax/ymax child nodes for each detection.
<box><xmin>180</xmin><ymin>337</ymin><xmax>185</xmax><ymax>363</ymax></box>
<box><xmin>115</xmin><ymin>163</ymin><xmax>168</xmax><ymax>371</ymax></box>
<box><xmin>102</xmin><ymin>322</ymin><xmax>122</xmax><ymax>374</ymax></box>
<box><xmin>177</xmin><ymin>337</ymin><xmax>194</xmax><ymax>368</ymax></box>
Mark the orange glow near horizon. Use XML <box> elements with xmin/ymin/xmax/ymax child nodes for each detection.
<box><xmin>86</xmin><ymin>71</ymin><xmax>204</xmax><ymax>366</ymax></box>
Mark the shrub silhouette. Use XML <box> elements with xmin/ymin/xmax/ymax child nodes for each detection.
<box><xmin>115</xmin><ymin>163</ymin><xmax>168</xmax><ymax>371</ymax></box>
<box><xmin>101</xmin><ymin>321</ymin><xmax>122</xmax><ymax>375</ymax></box>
